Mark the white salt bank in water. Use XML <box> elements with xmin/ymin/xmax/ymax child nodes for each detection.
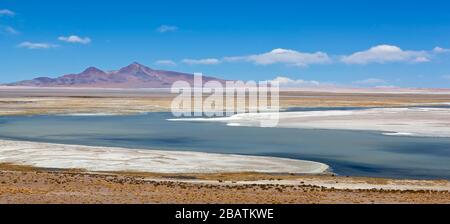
<box><xmin>0</xmin><ymin>140</ymin><xmax>329</xmax><ymax>174</ymax></box>
<box><xmin>175</xmin><ymin>108</ymin><xmax>450</xmax><ymax>138</ymax></box>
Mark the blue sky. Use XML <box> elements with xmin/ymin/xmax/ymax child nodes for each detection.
<box><xmin>1</xmin><ymin>0</ymin><xmax>450</xmax><ymax>88</ymax></box>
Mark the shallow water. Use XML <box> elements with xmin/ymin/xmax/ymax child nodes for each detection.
<box><xmin>0</xmin><ymin>112</ymin><xmax>450</xmax><ymax>179</ymax></box>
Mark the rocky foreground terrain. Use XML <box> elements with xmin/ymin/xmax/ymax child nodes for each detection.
<box><xmin>0</xmin><ymin>164</ymin><xmax>449</xmax><ymax>204</ymax></box>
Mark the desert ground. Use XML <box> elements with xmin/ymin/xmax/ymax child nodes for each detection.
<box><xmin>1</xmin><ymin>87</ymin><xmax>450</xmax><ymax>204</ymax></box>
<box><xmin>2</xmin><ymin>87</ymin><xmax>450</xmax><ymax>116</ymax></box>
<box><xmin>0</xmin><ymin>164</ymin><xmax>449</xmax><ymax>204</ymax></box>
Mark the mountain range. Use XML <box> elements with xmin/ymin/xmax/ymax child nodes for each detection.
<box><xmin>7</xmin><ymin>62</ymin><xmax>224</xmax><ymax>88</ymax></box>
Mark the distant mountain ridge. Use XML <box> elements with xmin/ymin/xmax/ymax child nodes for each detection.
<box><xmin>8</xmin><ymin>62</ymin><xmax>224</xmax><ymax>88</ymax></box>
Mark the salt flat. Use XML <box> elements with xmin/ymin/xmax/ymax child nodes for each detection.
<box><xmin>3</xmin><ymin>87</ymin><xmax>450</xmax><ymax>116</ymax></box>
<box><xmin>0</xmin><ymin>140</ymin><xmax>329</xmax><ymax>174</ymax></box>
<box><xmin>170</xmin><ymin>107</ymin><xmax>450</xmax><ymax>137</ymax></box>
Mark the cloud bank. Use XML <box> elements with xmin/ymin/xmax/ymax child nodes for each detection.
<box><xmin>433</xmin><ymin>46</ymin><xmax>450</xmax><ymax>54</ymax></box>
<box><xmin>166</xmin><ymin>45</ymin><xmax>448</xmax><ymax>68</ymax></box>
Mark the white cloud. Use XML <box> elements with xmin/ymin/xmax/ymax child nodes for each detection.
<box><xmin>374</xmin><ymin>85</ymin><xmax>399</xmax><ymax>89</ymax></box>
<box><xmin>433</xmin><ymin>46</ymin><xmax>450</xmax><ymax>54</ymax></box>
<box><xmin>58</xmin><ymin>35</ymin><xmax>91</xmax><ymax>44</ymax></box>
<box><xmin>442</xmin><ymin>75</ymin><xmax>450</xmax><ymax>80</ymax></box>
<box><xmin>157</xmin><ymin>25</ymin><xmax>178</xmax><ymax>33</ymax></box>
<box><xmin>182</xmin><ymin>58</ymin><xmax>221</xmax><ymax>65</ymax></box>
<box><xmin>0</xmin><ymin>25</ymin><xmax>19</xmax><ymax>35</ymax></box>
<box><xmin>5</xmin><ymin>26</ymin><xmax>19</xmax><ymax>34</ymax></box>
<box><xmin>413</xmin><ymin>56</ymin><xmax>430</xmax><ymax>62</ymax></box>
<box><xmin>269</xmin><ymin>76</ymin><xmax>333</xmax><ymax>88</ymax></box>
<box><xmin>353</xmin><ymin>78</ymin><xmax>387</xmax><ymax>87</ymax></box>
<box><xmin>155</xmin><ymin>60</ymin><xmax>177</xmax><ymax>66</ymax></box>
<box><xmin>353</xmin><ymin>78</ymin><xmax>386</xmax><ymax>85</ymax></box>
<box><xmin>17</xmin><ymin>42</ymin><xmax>58</xmax><ymax>49</ymax></box>
<box><xmin>0</xmin><ymin>9</ymin><xmax>15</xmax><ymax>16</ymax></box>
<box><xmin>341</xmin><ymin>45</ymin><xmax>430</xmax><ymax>64</ymax></box>
<box><xmin>225</xmin><ymin>48</ymin><xmax>331</xmax><ymax>67</ymax></box>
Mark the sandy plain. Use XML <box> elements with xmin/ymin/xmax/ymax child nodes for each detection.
<box><xmin>0</xmin><ymin>164</ymin><xmax>449</xmax><ymax>204</ymax></box>
<box><xmin>2</xmin><ymin>87</ymin><xmax>450</xmax><ymax>116</ymax></box>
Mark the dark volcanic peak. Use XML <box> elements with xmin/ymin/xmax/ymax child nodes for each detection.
<box><xmin>8</xmin><ymin>62</ymin><xmax>224</xmax><ymax>88</ymax></box>
<box><xmin>81</xmin><ymin>66</ymin><xmax>106</xmax><ymax>74</ymax></box>
<box><xmin>118</xmin><ymin>62</ymin><xmax>151</xmax><ymax>73</ymax></box>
